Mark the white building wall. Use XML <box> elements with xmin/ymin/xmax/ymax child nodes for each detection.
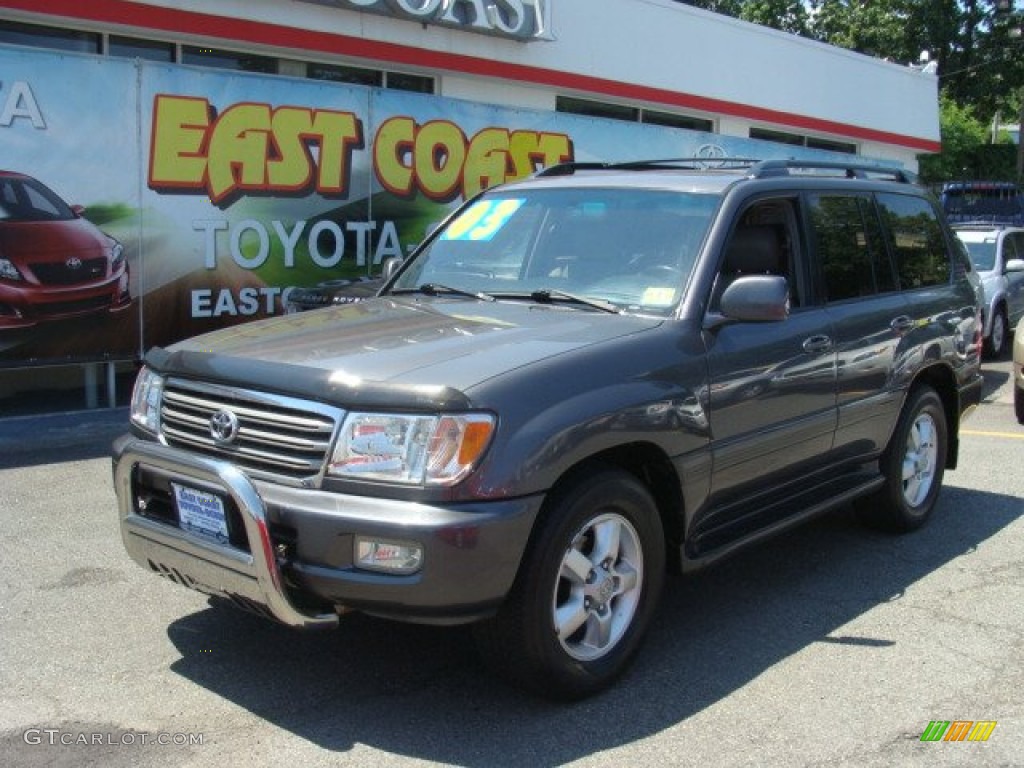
<box><xmin>0</xmin><ymin>0</ymin><xmax>941</xmax><ymax>166</ymax></box>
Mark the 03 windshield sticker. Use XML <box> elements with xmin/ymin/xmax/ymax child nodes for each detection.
<box><xmin>441</xmin><ymin>198</ymin><xmax>525</xmax><ymax>241</ymax></box>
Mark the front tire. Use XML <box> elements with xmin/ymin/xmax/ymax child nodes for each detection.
<box><xmin>856</xmin><ymin>386</ymin><xmax>947</xmax><ymax>533</ymax></box>
<box><xmin>474</xmin><ymin>468</ymin><xmax>665</xmax><ymax>700</ymax></box>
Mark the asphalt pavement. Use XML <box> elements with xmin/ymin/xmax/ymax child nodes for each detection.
<box><xmin>0</xmin><ymin>358</ymin><xmax>1021</xmax><ymax>767</ymax></box>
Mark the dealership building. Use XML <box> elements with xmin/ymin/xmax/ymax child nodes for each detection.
<box><xmin>0</xmin><ymin>0</ymin><xmax>941</xmax><ymax>410</ymax></box>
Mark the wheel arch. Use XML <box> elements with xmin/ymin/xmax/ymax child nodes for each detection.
<box><xmin>533</xmin><ymin>442</ymin><xmax>685</xmax><ymax>573</ymax></box>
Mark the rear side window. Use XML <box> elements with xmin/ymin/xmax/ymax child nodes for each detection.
<box><xmin>1006</xmin><ymin>233</ymin><xmax>1022</xmax><ymax>261</ymax></box>
<box><xmin>808</xmin><ymin>193</ymin><xmax>895</xmax><ymax>302</ymax></box>
<box><xmin>877</xmin><ymin>193</ymin><xmax>950</xmax><ymax>289</ymax></box>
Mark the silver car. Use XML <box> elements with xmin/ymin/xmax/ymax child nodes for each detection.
<box><xmin>955</xmin><ymin>225</ymin><xmax>1024</xmax><ymax>358</ymax></box>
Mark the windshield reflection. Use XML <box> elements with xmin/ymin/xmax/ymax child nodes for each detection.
<box><xmin>391</xmin><ymin>187</ymin><xmax>719</xmax><ymax>315</ymax></box>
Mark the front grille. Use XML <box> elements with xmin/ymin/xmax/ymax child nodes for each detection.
<box><xmin>160</xmin><ymin>380</ymin><xmax>342</xmax><ymax>483</ymax></box>
<box><xmin>32</xmin><ymin>257</ymin><xmax>107</xmax><ymax>285</ymax></box>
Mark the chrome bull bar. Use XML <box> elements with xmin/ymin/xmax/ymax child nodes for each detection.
<box><xmin>113</xmin><ymin>437</ymin><xmax>338</xmax><ymax>629</ymax></box>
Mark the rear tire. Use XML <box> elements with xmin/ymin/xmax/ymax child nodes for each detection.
<box><xmin>474</xmin><ymin>468</ymin><xmax>665</xmax><ymax>700</ymax></box>
<box><xmin>985</xmin><ymin>306</ymin><xmax>1008</xmax><ymax>359</ymax></box>
<box><xmin>856</xmin><ymin>386</ymin><xmax>947</xmax><ymax>533</ymax></box>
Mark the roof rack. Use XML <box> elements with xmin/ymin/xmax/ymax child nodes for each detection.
<box><xmin>534</xmin><ymin>157</ymin><xmax>763</xmax><ymax>176</ymax></box>
<box><xmin>748</xmin><ymin>159</ymin><xmax>916</xmax><ymax>183</ymax></box>
<box><xmin>534</xmin><ymin>157</ymin><xmax>915</xmax><ymax>183</ymax></box>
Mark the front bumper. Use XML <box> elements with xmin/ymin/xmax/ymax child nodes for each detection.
<box><xmin>0</xmin><ymin>269</ymin><xmax>131</xmax><ymax>327</ymax></box>
<box><xmin>113</xmin><ymin>436</ymin><xmax>542</xmax><ymax>627</ymax></box>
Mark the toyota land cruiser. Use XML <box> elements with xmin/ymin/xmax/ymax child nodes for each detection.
<box><xmin>113</xmin><ymin>159</ymin><xmax>983</xmax><ymax>699</ymax></box>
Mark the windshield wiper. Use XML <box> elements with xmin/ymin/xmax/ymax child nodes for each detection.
<box><xmin>393</xmin><ymin>283</ymin><xmax>496</xmax><ymax>302</ymax></box>
<box><xmin>528</xmin><ymin>288</ymin><xmax>621</xmax><ymax>314</ymax></box>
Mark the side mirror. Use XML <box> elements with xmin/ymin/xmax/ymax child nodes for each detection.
<box><xmin>718</xmin><ymin>275</ymin><xmax>790</xmax><ymax>323</ymax></box>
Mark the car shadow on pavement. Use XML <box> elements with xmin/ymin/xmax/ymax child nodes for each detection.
<box><xmin>164</xmin><ymin>484</ymin><xmax>1022</xmax><ymax>767</ymax></box>
<box><xmin>980</xmin><ymin>365</ymin><xmax>1009</xmax><ymax>402</ymax></box>
<box><xmin>0</xmin><ymin>408</ymin><xmax>127</xmax><ymax>469</ymax></box>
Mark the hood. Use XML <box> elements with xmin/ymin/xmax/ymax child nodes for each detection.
<box><xmin>0</xmin><ymin>217</ymin><xmax>111</xmax><ymax>260</ymax></box>
<box><xmin>153</xmin><ymin>297</ymin><xmax>662</xmax><ymax>408</ymax></box>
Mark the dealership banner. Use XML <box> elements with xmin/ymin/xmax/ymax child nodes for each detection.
<box><xmin>1</xmin><ymin>45</ymin><xmax>859</xmax><ymax>365</ymax></box>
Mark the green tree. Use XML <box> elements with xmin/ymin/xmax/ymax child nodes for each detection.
<box><xmin>916</xmin><ymin>93</ymin><xmax>1002</xmax><ymax>182</ymax></box>
<box><xmin>739</xmin><ymin>0</ymin><xmax>811</xmax><ymax>35</ymax></box>
<box><xmin>676</xmin><ymin>1</ymin><xmax>745</xmax><ymax>15</ymax></box>
<box><xmin>809</xmin><ymin>0</ymin><xmax>916</xmax><ymax>59</ymax></box>
<box><xmin>679</xmin><ymin>0</ymin><xmax>1023</xmax><ymax>178</ymax></box>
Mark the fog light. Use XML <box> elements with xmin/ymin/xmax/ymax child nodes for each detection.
<box><xmin>355</xmin><ymin>537</ymin><xmax>423</xmax><ymax>575</ymax></box>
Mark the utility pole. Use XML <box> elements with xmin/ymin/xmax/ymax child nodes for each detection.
<box><xmin>1018</xmin><ymin>89</ymin><xmax>1023</xmax><ymax>181</ymax></box>
<box><xmin>995</xmin><ymin>1</ymin><xmax>1023</xmax><ymax>181</ymax></box>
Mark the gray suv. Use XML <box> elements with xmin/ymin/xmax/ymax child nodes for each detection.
<box><xmin>113</xmin><ymin>159</ymin><xmax>983</xmax><ymax>699</ymax></box>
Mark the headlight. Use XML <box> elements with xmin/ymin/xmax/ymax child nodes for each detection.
<box><xmin>130</xmin><ymin>367</ymin><xmax>165</xmax><ymax>433</ymax></box>
<box><xmin>110</xmin><ymin>240</ymin><xmax>125</xmax><ymax>270</ymax></box>
<box><xmin>0</xmin><ymin>258</ymin><xmax>23</xmax><ymax>281</ymax></box>
<box><xmin>329</xmin><ymin>412</ymin><xmax>495</xmax><ymax>485</ymax></box>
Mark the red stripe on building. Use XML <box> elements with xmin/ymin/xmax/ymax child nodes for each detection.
<box><xmin>0</xmin><ymin>0</ymin><xmax>941</xmax><ymax>152</ymax></box>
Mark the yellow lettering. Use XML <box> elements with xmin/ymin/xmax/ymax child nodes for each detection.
<box><xmin>415</xmin><ymin>120</ymin><xmax>466</xmax><ymax>201</ymax></box>
<box><xmin>150</xmin><ymin>96</ymin><xmax>363</xmax><ymax>204</ymax></box>
<box><xmin>509</xmin><ymin>130</ymin><xmax>573</xmax><ymax>178</ymax></box>
<box><xmin>464</xmin><ymin>127</ymin><xmax>511</xmax><ymax>199</ymax></box>
<box><xmin>149</xmin><ymin>95</ymin><xmax>211</xmax><ymax>190</ymax></box>
<box><xmin>373</xmin><ymin>116</ymin><xmax>416</xmax><ymax>197</ymax></box>
<box><xmin>207</xmin><ymin>104</ymin><xmax>272</xmax><ymax>203</ymax></box>
<box><xmin>268</xmin><ymin>107</ymin><xmax>362</xmax><ymax>194</ymax></box>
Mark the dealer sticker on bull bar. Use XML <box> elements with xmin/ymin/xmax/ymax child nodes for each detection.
<box><xmin>172</xmin><ymin>483</ymin><xmax>229</xmax><ymax>543</ymax></box>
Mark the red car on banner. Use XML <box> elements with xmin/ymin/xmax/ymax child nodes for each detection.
<box><xmin>0</xmin><ymin>170</ymin><xmax>131</xmax><ymax>329</ymax></box>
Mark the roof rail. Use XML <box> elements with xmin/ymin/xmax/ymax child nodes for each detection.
<box><xmin>534</xmin><ymin>157</ymin><xmax>763</xmax><ymax>176</ymax></box>
<box><xmin>749</xmin><ymin>159</ymin><xmax>915</xmax><ymax>183</ymax></box>
<box><xmin>533</xmin><ymin>161</ymin><xmax>613</xmax><ymax>177</ymax></box>
<box><xmin>534</xmin><ymin>158</ymin><xmax>915</xmax><ymax>182</ymax></box>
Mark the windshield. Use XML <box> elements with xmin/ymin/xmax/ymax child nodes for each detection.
<box><xmin>0</xmin><ymin>175</ymin><xmax>76</xmax><ymax>222</ymax></box>
<box><xmin>390</xmin><ymin>187</ymin><xmax>719</xmax><ymax>316</ymax></box>
<box><xmin>955</xmin><ymin>234</ymin><xmax>997</xmax><ymax>271</ymax></box>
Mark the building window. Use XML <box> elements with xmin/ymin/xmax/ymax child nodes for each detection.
<box><xmin>750</xmin><ymin>127</ymin><xmax>804</xmax><ymax>147</ymax></box>
<box><xmin>557</xmin><ymin>96</ymin><xmax>639</xmax><ymax>123</ymax></box>
<box><xmin>0</xmin><ymin>20</ymin><xmax>100</xmax><ymax>54</ymax></box>
<box><xmin>807</xmin><ymin>137</ymin><xmax>857</xmax><ymax>154</ymax></box>
<box><xmin>751</xmin><ymin>127</ymin><xmax>856</xmax><ymax>154</ymax></box>
<box><xmin>385</xmin><ymin>72</ymin><xmax>434</xmax><ymax>93</ymax></box>
<box><xmin>181</xmin><ymin>45</ymin><xmax>277</xmax><ymax>74</ymax></box>
<box><xmin>107</xmin><ymin>35</ymin><xmax>174</xmax><ymax>62</ymax></box>
<box><xmin>642</xmin><ymin>109</ymin><xmax>713</xmax><ymax>132</ymax></box>
<box><xmin>558</xmin><ymin>97</ymin><xmax>712</xmax><ymax>132</ymax></box>
<box><xmin>308</xmin><ymin>62</ymin><xmax>382</xmax><ymax>87</ymax></box>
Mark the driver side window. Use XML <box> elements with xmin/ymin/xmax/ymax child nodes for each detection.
<box><xmin>714</xmin><ymin>199</ymin><xmax>802</xmax><ymax>309</ymax></box>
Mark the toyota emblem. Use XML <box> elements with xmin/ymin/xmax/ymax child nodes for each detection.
<box><xmin>209</xmin><ymin>409</ymin><xmax>240</xmax><ymax>444</ymax></box>
<box><xmin>65</xmin><ymin>256</ymin><xmax>83</xmax><ymax>270</ymax></box>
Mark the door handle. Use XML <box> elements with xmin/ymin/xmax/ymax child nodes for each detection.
<box><xmin>802</xmin><ymin>335</ymin><xmax>833</xmax><ymax>354</ymax></box>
